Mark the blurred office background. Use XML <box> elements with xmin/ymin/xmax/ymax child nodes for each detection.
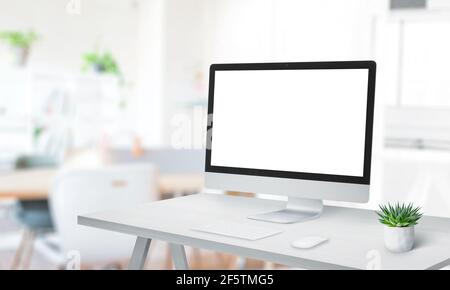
<box><xmin>0</xmin><ymin>0</ymin><xmax>449</xmax><ymax>269</ymax></box>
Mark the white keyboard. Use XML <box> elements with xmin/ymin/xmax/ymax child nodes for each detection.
<box><xmin>191</xmin><ymin>220</ymin><xmax>282</xmax><ymax>241</ymax></box>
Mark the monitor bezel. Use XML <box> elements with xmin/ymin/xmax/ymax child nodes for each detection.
<box><xmin>205</xmin><ymin>61</ymin><xmax>376</xmax><ymax>185</ymax></box>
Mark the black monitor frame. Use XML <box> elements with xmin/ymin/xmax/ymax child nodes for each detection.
<box><xmin>205</xmin><ymin>61</ymin><xmax>376</xmax><ymax>185</ymax></box>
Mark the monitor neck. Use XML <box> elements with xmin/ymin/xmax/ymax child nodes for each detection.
<box><xmin>248</xmin><ymin>197</ymin><xmax>323</xmax><ymax>224</ymax></box>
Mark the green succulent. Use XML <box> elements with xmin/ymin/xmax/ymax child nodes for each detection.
<box><xmin>0</xmin><ymin>31</ymin><xmax>38</xmax><ymax>49</ymax></box>
<box><xmin>377</xmin><ymin>203</ymin><xmax>422</xmax><ymax>228</ymax></box>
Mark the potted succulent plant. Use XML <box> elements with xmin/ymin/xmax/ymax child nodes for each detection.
<box><xmin>377</xmin><ymin>203</ymin><xmax>422</xmax><ymax>253</ymax></box>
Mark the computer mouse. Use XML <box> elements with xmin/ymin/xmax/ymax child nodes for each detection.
<box><xmin>291</xmin><ymin>236</ymin><xmax>328</xmax><ymax>249</ymax></box>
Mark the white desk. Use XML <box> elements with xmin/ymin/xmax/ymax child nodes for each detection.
<box><xmin>78</xmin><ymin>193</ymin><xmax>450</xmax><ymax>270</ymax></box>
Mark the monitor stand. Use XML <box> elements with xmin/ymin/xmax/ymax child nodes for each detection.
<box><xmin>248</xmin><ymin>197</ymin><xmax>323</xmax><ymax>224</ymax></box>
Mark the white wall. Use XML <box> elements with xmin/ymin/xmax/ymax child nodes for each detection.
<box><xmin>201</xmin><ymin>0</ymin><xmax>382</xmax><ymax>63</ymax></box>
<box><xmin>204</xmin><ymin>0</ymin><xmax>274</xmax><ymax>63</ymax></box>
<box><xmin>273</xmin><ymin>0</ymin><xmax>376</xmax><ymax>61</ymax></box>
<box><xmin>0</xmin><ymin>0</ymin><xmax>140</xmax><ymax>79</ymax></box>
<box><xmin>135</xmin><ymin>0</ymin><xmax>166</xmax><ymax>147</ymax></box>
<box><xmin>162</xmin><ymin>0</ymin><xmax>208</xmax><ymax>145</ymax></box>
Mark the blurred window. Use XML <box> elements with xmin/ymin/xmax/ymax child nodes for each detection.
<box><xmin>402</xmin><ymin>20</ymin><xmax>450</xmax><ymax>107</ymax></box>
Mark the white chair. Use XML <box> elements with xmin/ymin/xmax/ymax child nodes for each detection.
<box><xmin>49</xmin><ymin>164</ymin><xmax>158</xmax><ymax>269</ymax></box>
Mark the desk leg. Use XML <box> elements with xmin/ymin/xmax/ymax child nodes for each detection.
<box><xmin>170</xmin><ymin>243</ymin><xmax>189</xmax><ymax>270</ymax></box>
<box><xmin>128</xmin><ymin>237</ymin><xmax>151</xmax><ymax>270</ymax></box>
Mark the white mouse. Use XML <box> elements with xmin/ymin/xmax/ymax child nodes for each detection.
<box><xmin>291</xmin><ymin>236</ymin><xmax>328</xmax><ymax>249</ymax></box>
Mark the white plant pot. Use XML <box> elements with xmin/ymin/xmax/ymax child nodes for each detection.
<box><xmin>10</xmin><ymin>47</ymin><xmax>29</xmax><ymax>67</ymax></box>
<box><xmin>384</xmin><ymin>226</ymin><xmax>415</xmax><ymax>253</ymax></box>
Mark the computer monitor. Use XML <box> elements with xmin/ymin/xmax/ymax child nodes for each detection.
<box><xmin>205</xmin><ymin>61</ymin><xmax>376</xmax><ymax>223</ymax></box>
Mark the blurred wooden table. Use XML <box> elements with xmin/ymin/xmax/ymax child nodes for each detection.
<box><xmin>0</xmin><ymin>169</ymin><xmax>204</xmax><ymax>201</ymax></box>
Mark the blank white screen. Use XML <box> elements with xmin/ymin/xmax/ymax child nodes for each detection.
<box><xmin>210</xmin><ymin>69</ymin><xmax>369</xmax><ymax>177</ymax></box>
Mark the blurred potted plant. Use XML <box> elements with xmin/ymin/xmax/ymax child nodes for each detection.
<box><xmin>82</xmin><ymin>51</ymin><xmax>128</xmax><ymax>110</ymax></box>
<box><xmin>0</xmin><ymin>30</ymin><xmax>38</xmax><ymax>66</ymax></box>
<box><xmin>377</xmin><ymin>203</ymin><xmax>422</xmax><ymax>253</ymax></box>
<box><xmin>82</xmin><ymin>51</ymin><xmax>121</xmax><ymax>77</ymax></box>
